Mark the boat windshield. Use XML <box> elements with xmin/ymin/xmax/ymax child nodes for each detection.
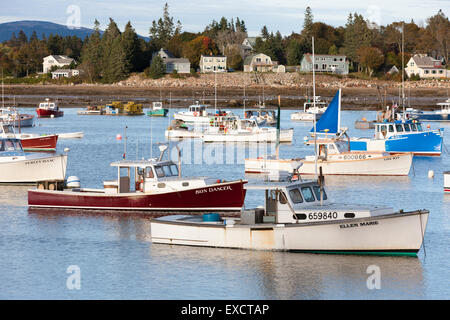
<box><xmin>410</xmin><ymin>123</ymin><xmax>418</xmax><ymax>131</ymax></box>
<box><xmin>289</xmin><ymin>188</ymin><xmax>303</xmax><ymax>204</ymax></box>
<box><xmin>301</xmin><ymin>186</ymin><xmax>315</xmax><ymax>202</ymax></box>
<box><xmin>0</xmin><ymin>139</ymin><xmax>22</xmax><ymax>152</ymax></box>
<box><xmin>312</xmin><ymin>186</ymin><xmax>327</xmax><ymax>201</ymax></box>
<box><xmin>417</xmin><ymin>123</ymin><xmax>423</xmax><ymax>131</ymax></box>
<box><xmin>154</xmin><ymin>164</ymin><xmax>179</xmax><ymax>177</ymax></box>
<box><xmin>334</xmin><ymin>141</ymin><xmax>349</xmax><ymax>153</ymax></box>
<box><xmin>395</xmin><ymin>124</ymin><xmax>404</xmax><ymax>132</ymax></box>
<box><xmin>404</xmin><ymin>124</ymin><xmax>411</xmax><ymax>132</ymax></box>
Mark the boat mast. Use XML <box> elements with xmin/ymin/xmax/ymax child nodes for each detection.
<box><xmin>214</xmin><ymin>71</ymin><xmax>217</xmax><ymax>114</ymax></box>
<box><xmin>312</xmin><ymin>36</ymin><xmax>318</xmax><ymax>179</ymax></box>
<box><xmin>402</xmin><ymin>22</ymin><xmax>405</xmax><ymax>118</ymax></box>
<box><xmin>276</xmin><ymin>95</ymin><xmax>281</xmax><ymax>159</ymax></box>
<box><xmin>1</xmin><ymin>68</ymin><xmax>4</xmax><ymax>109</ymax></box>
<box><xmin>243</xmin><ymin>84</ymin><xmax>246</xmax><ymax>117</ymax></box>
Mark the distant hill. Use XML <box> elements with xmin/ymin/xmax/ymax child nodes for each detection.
<box><xmin>0</xmin><ymin>20</ymin><xmax>149</xmax><ymax>42</ymax></box>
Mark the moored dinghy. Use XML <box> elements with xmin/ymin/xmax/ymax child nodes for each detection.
<box><xmin>150</xmin><ymin>175</ymin><xmax>429</xmax><ymax>256</ymax></box>
<box><xmin>445</xmin><ymin>171</ymin><xmax>450</xmax><ymax>193</ymax></box>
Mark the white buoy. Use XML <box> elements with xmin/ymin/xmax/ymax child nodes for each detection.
<box><xmin>64</xmin><ymin>147</ymin><xmax>70</xmax><ymax>153</ymax></box>
<box><xmin>50</xmin><ymin>114</ymin><xmax>54</xmax><ymax>118</ymax></box>
<box><xmin>428</xmin><ymin>170</ymin><xmax>434</xmax><ymax>178</ymax></box>
<box><xmin>116</xmin><ymin>134</ymin><xmax>122</xmax><ymax>140</ymax></box>
<box><xmin>66</xmin><ymin>176</ymin><xmax>80</xmax><ymax>188</ymax></box>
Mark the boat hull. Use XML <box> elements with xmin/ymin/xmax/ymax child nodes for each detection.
<box><xmin>290</xmin><ymin>112</ymin><xmax>321</xmax><ymax>121</ymax></box>
<box><xmin>28</xmin><ymin>180</ymin><xmax>247</xmax><ymax>211</ymax></box>
<box><xmin>20</xmin><ymin>134</ymin><xmax>58</xmax><ymax>151</ymax></box>
<box><xmin>409</xmin><ymin>112</ymin><xmax>450</xmax><ymax>121</ymax></box>
<box><xmin>10</xmin><ymin>114</ymin><xmax>35</xmax><ymax>127</ymax></box>
<box><xmin>350</xmin><ymin>130</ymin><xmax>443</xmax><ymax>156</ymax></box>
<box><xmin>174</xmin><ymin>114</ymin><xmax>211</xmax><ymax>123</ymax></box>
<box><xmin>147</xmin><ymin>109</ymin><xmax>169</xmax><ymax>117</ymax></box>
<box><xmin>150</xmin><ymin>210</ymin><xmax>428</xmax><ymax>256</ymax></box>
<box><xmin>445</xmin><ymin>171</ymin><xmax>450</xmax><ymax>193</ymax></box>
<box><xmin>202</xmin><ymin>129</ymin><xmax>294</xmax><ymax>143</ymax></box>
<box><xmin>0</xmin><ymin>153</ymin><xmax>67</xmax><ymax>183</ymax></box>
<box><xmin>36</xmin><ymin>108</ymin><xmax>64</xmax><ymax>118</ymax></box>
<box><xmin>298</xmin><ymin>153</ymin><xmax>413</xmax><ymax>176</ymax></box>
<box><xmin>244</xmin><ymin>158</ymin><xmax>302</xmax><ymax>174</ymax></box>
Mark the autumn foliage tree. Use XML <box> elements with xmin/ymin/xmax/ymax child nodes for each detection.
<box><xmin>357</xmin><ymin>46</ymin><xmax>384</xmax><ymax>77</ymax></box>
<box><xmin>183</xmin><ymin>36</ymin><xmax>219</xmax><ymax>69</ymax></box>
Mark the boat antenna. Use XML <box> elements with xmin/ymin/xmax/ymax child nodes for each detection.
<box><xmin>214</xmin><ymin>71</ymin><xmax>217</xmax><ymax>114</ymax></box>
<box><xmin>243</xmin><ymin>83</ymin><xmax>246</xmax><ymax>117</ymax></box>
<box><xmin>312</xmin><ymin>36</ymin><xmax>318</xmax><ymax>180</ymax></box>
<box><xmin>123</xmin><ymin>125</ymin><xmax>127</xmax><ymax>159</ymax></box>
<box><xmin>276</xmin><ymin>95</ymin><xmax>281</xmax><ymax>159</ymax></box>
<box><xmin>150</xmin><ymin>112</ymin><xmax>153</xmax><ymax>159</ymax></box>
<box><xmin>1</xmin><ymin>68</ymin><xmax>4</xmax><ymax>109</ymax></box>
<box><xmin>401</xmin><ymin>22</ymin><xmax>405</xmax><ymax>119</ymax></box>
<box><xmin>168</xmin><ymin>92</ymin><xmax>171</xmax><ymax>127</ymax></box>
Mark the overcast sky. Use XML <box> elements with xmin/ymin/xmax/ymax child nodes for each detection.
<box><xmin>1</xmin><ymin>0</ymin><xmax>448</xmax><ymax>36</ymax></box>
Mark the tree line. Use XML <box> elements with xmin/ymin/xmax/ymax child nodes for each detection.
<box><xmin>0</xmin><ymin>3</ymin><xmax>448</xmax><ymax>83</ymax></box>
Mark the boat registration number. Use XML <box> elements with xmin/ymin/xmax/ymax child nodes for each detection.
<box><xmin>343</xmin><ymin>154</ymin><xmax>366</xmax><ymax>160</ymax></box>
<box><xmin>308</xmin><ymin>212</ymin><xmax>338</xmax><ymax>220</ymax></box>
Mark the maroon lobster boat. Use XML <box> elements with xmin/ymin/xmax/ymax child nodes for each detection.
<box><xmin>36</xmin><ymin>99</ymin><xmax>63</xmax><ymax>118</ymax></box>
<box><xmin>28</xmin><ymin>151</ymin><xmax>247</xmax><ymax>212</ymax></box>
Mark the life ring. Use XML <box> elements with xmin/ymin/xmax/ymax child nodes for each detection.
<box><xmin>193</xmin><ymin>112</ymin><xmax>198</xmax><ymax>116</ymax></box>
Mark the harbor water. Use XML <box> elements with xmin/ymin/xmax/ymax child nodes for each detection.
<box><xmin>0</xmin><ymin>107</ymin><xmax>449</xmax><ymax>299</ymax></box>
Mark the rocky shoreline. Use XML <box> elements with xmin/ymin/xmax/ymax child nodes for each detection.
<box><xmin>3</xmin><ymin>73</ymin><xmax>450</xmax><ymax>110</ymax></box>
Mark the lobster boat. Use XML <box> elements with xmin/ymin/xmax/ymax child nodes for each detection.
<box><xmin>36</xmin><ymin>99</ymin><xmax>63</xmax><ymax>118</ymax></box>
<box><xmin>28</xmin><ymin>145</ymin><xmax>247</xmax><ymax>212</ymax></box>
<box><xmin>151</xmin><ymin>176</ymin><xmax>429</xmax><ymax>256</ymax></box>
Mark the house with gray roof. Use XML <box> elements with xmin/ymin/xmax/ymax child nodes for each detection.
<box><xmin>153</xmin><ymin>48</ymin><xmax>191</xmax><ymax>74</ymax></box>
<box><xmin>300</xmin><ymin>54</ymin><xmax>349</xmax><ymax>75</ymax></box>
<box><xmin>405</xmin><ymin>54</ymin><xmax>447</xmax><ymax>78</ymax></box>
<box><xmin>43</xmin><ymin>55</ymin><xmax>75</xmax><ymax>73</ymax></box>
<box><xmin>241</xmin><ymin>37</ymin><xmax>258</xmax><ymax>58</ymax></box>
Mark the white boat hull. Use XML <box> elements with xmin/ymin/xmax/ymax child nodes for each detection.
<box><xmin>173</xmin><ymin>114</ymin><xmax>212</xmax><ymax>123</ymax></box>
<box><xmin>244</xmin><ymin>158</ymin><xmax>302</xmax><ymax>174</ymax></box>
<box><xmin>298</xmin><ymin>153</ymin><xmax>413</xmax><ymax>176</ymax></box>
<box><xmin>151</xmin><ymin>210</ymin><xmax>428</xmax><ymax>255</ymax></box>
<box><xmin>445</xmin><ymin>171</ymin><xmax>450</xmax><ymax>193</ymax></box>
<box><xmin>290</xmin><ymin>112</ymin><xmax>320</xmax><ymax>121</ymax></box>
<box><xmin>165</xmin><ymin>128</ymin><xmax>202</xmax><ymax>139</ymax></box>
<box><xmin>57</xmin><ymin>132</ymin><xmax>84</xmax><ymax>139</ymax></box>
<box><xmin>202</xmin><ymin>128</ymin><xmax>294</xmax><ymax>143</ymax></box>
<box><xmin>0</xmin><ymin>154</ymin><xmax>68</xmax><ymax>183</ymax></box>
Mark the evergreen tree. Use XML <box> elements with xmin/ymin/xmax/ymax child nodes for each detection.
<box><xmin>146</xmin><ymin>55</ymin><xmax>166</xmax><ymax>79</ymax></box>
<box><xmin>18</xmin><ymin>30</ymin><xmax>28</xmax><ymax>44</ymax></box>
<box><xmin>122</xmin><ymin>21</ymin><xmax>141</xmax><ymax>73</ymax></box>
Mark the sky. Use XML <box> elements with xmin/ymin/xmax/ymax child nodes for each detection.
<box><xmin>0</xmin><ymin>0</ymin><xmax>449</xmax><ymax>36</ymax></box>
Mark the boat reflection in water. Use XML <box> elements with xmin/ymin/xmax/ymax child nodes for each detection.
<box><xmin>148</xmin><ymin>243</ymin><xmax>425</xmax><ymax>299</ymax></box>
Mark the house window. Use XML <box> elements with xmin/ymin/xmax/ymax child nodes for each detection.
<box><xmin>425</xmin><ymin>70</ymin><xmax>429</xmax><ymax>74</ymax></box>
<box><xmin>334</xmin><ymin>58</ymin><xmax>337</xmax><ymax>61</ymax></box>
<box><xmin>322</xmin><ymin>64</ymin><xmax>327</xmax><ymax>70</ymax></box>
<box><xmin>432</xmin><ymin>70</ymin><xmax>436</xmax><ymax>74</ymax></box>
<box><xmin>340</xmin><ymin>58</ymin><xmax>343</xmax><ymax>61</ymax></box>
<box><xmin>439</xmin><ymin>70</ymin><xmax>443</xmax><ymax>74</ymax></box>
<box><xmin>314</xmin><ymin>64</ymin><xmax>318</xmax><ymax>70</ymax></box>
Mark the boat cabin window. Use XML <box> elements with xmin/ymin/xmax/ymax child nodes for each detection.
<box><xmin>380</xmin><ymin>125</ymin><xmax>387</xmax><ymax>134</ymax></box>
<box><xmin>162</xmin><ymin>165</ymin><xmax>172</xmax><ymax>177</ymax></box>
<box><xmin>145</xmin><ymin>167</ymin><xmax>154</xmax><ymax>179</ymax></box>
<box><xmin>388</xmin><ymin>124</ymin><xmax>394</xmax><ymax>132</ymax></box>
<box><xmin>154</xmin><ymin>166</ymin><xmax>165</xmax><ymax>178</ymax></box>
<box><xmin>170</xmin><ymin>164</ymin><xmax>179</xmax><ymax>176</ymax></box>
<box><xmin>335</xmin><ymin>141</ymin><xmax>349</xmax><ymax>153</ymax></box>
<box><xmin>416</xmin><ymin>123</ymin><xmax>423</xmax><ymax>131</ymax></box>
<box><xmin>0</xmin><ymin>140</ymin><xmax>21</xmax><ymax>152</ymax></box>
<box><xmin>301</xmin><ymin>187</ymin><xmax>315</xmax><ymax>202</ymax></box>
<box><xmin>279</xmin><ymin>192</ymin><xmax>288</xmax><ymax>204</ymax></box>
<box><xmin>312</xmin><ymin>186</ymin><xmax>327</xmax><ymax>201</ymax></box>
<box><xmin>2</xmin><ymin>125</ymin><xmax>14</xmax><ymax>134</ymax></box>
<box><xmin>410</xmin><ymin>123</ymin><xmax>418</xmax><ymax>131</ymax></box>
<box><xmin>395</xmin><ymin>124</ymin><xmax>404</xmax><ymax>132</ymax></box>
<box><xmin>289</xmin><ymin>188</ymin><xmax>303</xmax><ymax>204</ymax></box>
<box><xmin>404</xmin><ymin>124</ymin><xmax>411</xmax><ymax>132</ymax></box>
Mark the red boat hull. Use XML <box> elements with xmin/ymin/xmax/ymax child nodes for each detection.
<box><xmin>28</xmin><ymin>180</ymin><xmax>247</xmax><ymax>212</ymax></box>
<box><xmin>36</xmin><ymin>108</ymin><xmax>64</xmax><ymax>118</ymax></box>
<box><xmin>21</xmin><ymin>134</ymin><xmax>58</xmax><ymax>151</ymax></box>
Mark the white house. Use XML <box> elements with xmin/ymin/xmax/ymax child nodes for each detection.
<box><xmin>405</xmin><ymin>54</ymin><xmax>447</xmax><ymax>79</ymax></box>
<box><xmin>199</xmin><ymin>55</ymin><xmax>227</xmax><ymax>73</ymax></box>
<box><xmin>300</xmin><ymin>54</ymin><xmax>349</xmax><ymax>75</ymax></box>
<box><xmin>243</xmin><ymin>53</ymin><xmax>276</xmax><ymax>72</ymax></box>
<box><xmin>153</xmin><ymin>48</ymin><xmax>191</xmax><ymax>74</ymax></box>
<box><xmin>43</xmin><ymin>55</ymin><xmax>75</xmax><ymax>73</ymax></box>
<box><xmin>241</xmin><ymin>37</ymin><xmax>257</xmax><ymax>57</ymax></box>
<box><xmin>51</xmin><ymin>69</ymin><xmax>80</xmax><ymax>79</ymax></box>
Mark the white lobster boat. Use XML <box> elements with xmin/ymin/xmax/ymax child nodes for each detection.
<box><xmin>300</xmin><ymin>133</ymin><xmax>413</xmax><ymax>176</ymax></box>
<box><xmin>151</xmin><ymin>177</ymin><xmax>429</xmax><ymax>256</ymax></box>
<box><xmin>173</xmin><ymin>102</ymin><xmax>233</xmax><ymax>124</ymax></box>
<box><xmin>0</xmin><ymin>137</ymin><xmax>67</xmax><ymax>184</ymax></box>
<box><xmin>202</xmin><ymin>118</ymin><xmax>293</xmax><ymax>143</ymax></box>
<box><xmin>290</xmin><ymin>96</ymin><xmax>328</xmax><ymax>121</ymax></box>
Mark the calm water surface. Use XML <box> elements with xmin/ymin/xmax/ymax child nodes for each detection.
<box><xmin>0</xmin><ymin>106</ymin><xmax>449</xmax><ymax>299</ymax></box>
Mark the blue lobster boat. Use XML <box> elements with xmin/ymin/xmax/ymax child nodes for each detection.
<box><xmin>405</xmin><ymin>99</ymin><xmax>450</xmax><ymax>122</ymax></box>
<box><xmin>309</xmin><ymin>89</ymin><xmax>444</xmax><ymax>156</ymax></box>
<box><xmin>350</xmin><ymin>120</ymin><xmax>443</xmax><ymax>156</ymax></box>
